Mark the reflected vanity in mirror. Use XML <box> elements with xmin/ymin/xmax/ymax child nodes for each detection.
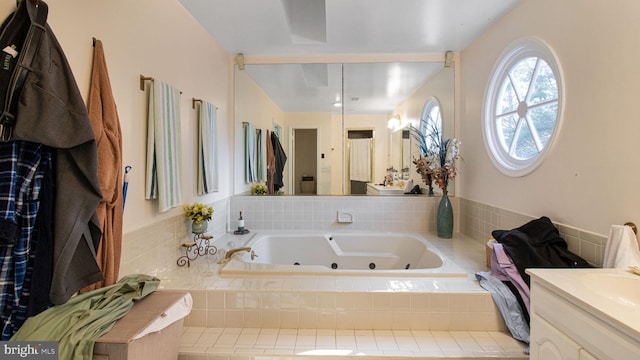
<box><xmin>233</xmin><ymin>59</ymin><xmax>455</xmax><ymax>196</ymax></box>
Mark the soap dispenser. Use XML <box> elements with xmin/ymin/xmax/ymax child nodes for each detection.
<box><xmin>234</xmin><ymin>211</ymin><xmax>250</xmax><ymax>235</ymax></box>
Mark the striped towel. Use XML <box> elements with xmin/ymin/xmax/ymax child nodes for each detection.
<box><xmin>197</xmin><ymin>100</ymin><xmax>218</xmax><ymax>194</ymax></box>
<box><xmin>145</xmin><ymin>80</ymin><xmax>182</xmax><ymax>212</ymax></box>
<box><xmin>245</xmin><ymin>123</ymin><xmax>257</xmax><ymax>183</ymax></box>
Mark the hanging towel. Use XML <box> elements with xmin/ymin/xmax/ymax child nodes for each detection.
<box><xmin>350</xmin><ymin>138</ymin><xmax>371</xmax><ymax>182</ymax></box>
<box><xmin>197</xmin><ymin>101</ymin><xmax>218</xmax><ymax>194</ymax></box>
<box><xmin>256</xmin><ymin>129</ymin><xmax>265</xmax><ymax>181</ymax></box>
<box><xmin>245</xmin><ymin>123</ymin><xmax>257</xmax><ymax>183</ymax></box>
<box><xmin>145</xmin><ymin>80</ymin><xmax>182</xmax><ymax>212</ymax></box>
<box><xmin>603</xmin><ymin>224</ymin><xmax>640</xmax><ymax>268</ymax></box>
<box><xmin>84</xmin><ymin>39</ymin><xmax>123</xmax><ymax>292</ymax></box>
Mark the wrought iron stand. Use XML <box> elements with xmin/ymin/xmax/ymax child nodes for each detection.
<box><xmin>177</xmin><ymin>233</ymin><xmax>217</xmax><ymax>267</ymax></box>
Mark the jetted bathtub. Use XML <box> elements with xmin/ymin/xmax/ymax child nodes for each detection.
<box><xmin>220</xmin><ymin>232</ymin><xmax>467</xmax><ymax>277</ymax></box>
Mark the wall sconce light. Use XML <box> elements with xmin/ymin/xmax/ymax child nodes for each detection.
<box><xmin>387</xmin><ymin>114</ymin><xmax>401</xmax><ymax>130</ymax></box>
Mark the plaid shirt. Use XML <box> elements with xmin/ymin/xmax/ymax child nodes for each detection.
<box><xmin>0</xmin><ymin>140</ymin><xmax>50</xmax><ymax>339</ymax></box>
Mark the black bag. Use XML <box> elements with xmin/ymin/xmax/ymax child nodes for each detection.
<box><xmin>0</xmin><ymin>0</ymin><xmax>48</xmax><ymax>141</ymax></box>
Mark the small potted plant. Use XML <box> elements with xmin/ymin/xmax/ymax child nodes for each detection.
<box><xmin>250</xmin><ymin>183</ymin><xmax>268</xmax><ymax>195</ymax></box>
<box><xmin>183</xmin><ymin>202</ymin><xmax>214</xmax><ymax>234</ymax></box>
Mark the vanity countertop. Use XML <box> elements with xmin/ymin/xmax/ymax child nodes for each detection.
<box><xmin>366</xmin><ymin>182</ymin><xmax>407</xmax><ymax>195</ymax></box>
<box><xmin>527</xmin><ymin>268</ymin><xmax>640</xmax><ymax>339</ymax></box>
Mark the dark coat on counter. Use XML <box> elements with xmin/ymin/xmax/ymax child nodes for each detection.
<box><xmin>492</xmin><ymin>216</ymin><xmax>592</xmax><ymax>286</ymax></box>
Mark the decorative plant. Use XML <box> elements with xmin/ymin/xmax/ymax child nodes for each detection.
<box><xmin>250</xmin><ymin>183</ymin><xmax>268</xmax><ymax>195</ymax></box>
<box><xmin>183</xmin><ymin>202</ymin><xmax>214</xmax><ymax>223</ymax></box>
<box><xmin>409</xmin><ymin>118</ymin><xmax>461</xmax><ymax>194</ymax></box>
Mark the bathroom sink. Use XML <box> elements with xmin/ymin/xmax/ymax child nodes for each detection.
<box><xmin>582</xmin><ymin>273</ymin><xmax>640</xmax><ymax>309</ymax></box>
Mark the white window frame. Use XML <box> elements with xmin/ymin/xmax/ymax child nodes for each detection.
<box><xmin>483</xmin><ymin>37</ymin><xmax>564</xmax><ymax>177</ymax></box>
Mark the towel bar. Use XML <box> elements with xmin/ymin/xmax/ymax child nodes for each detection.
<box><xmin>139</xmin><ymin>74</ymin><xmax>182</xmax><ymax>94</ymax></box>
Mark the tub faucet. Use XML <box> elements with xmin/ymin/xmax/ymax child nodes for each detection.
<box><xmin>218</xmin><ymin>247</ymin><xmax>257</xmax><ymax>265</ymax></box>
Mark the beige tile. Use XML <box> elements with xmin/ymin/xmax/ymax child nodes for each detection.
<box><xmin>429</xmin><ymin>293</ymin><xmax>450</xmax><ymax>313</ymax></box>
<box><xmin>279</xmin><ymin>310</ymin><xmax>299</xmax><ymax>329</ymax></box>
<box><xmin>207</xmin><ymin>291</ymin><xmax>225</xmax><ymax>310</ymax></box>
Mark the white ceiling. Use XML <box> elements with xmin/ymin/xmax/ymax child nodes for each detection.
<box><xmin>178</xmin><ymin>0</ymin><xmax>522</xmax><ymax>114</ymax></box>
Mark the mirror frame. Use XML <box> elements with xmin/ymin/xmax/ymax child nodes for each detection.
<box><xmin>232</xmin><ymin>53</ymin><xmax>460</xmax><ymax>196</ymax></box>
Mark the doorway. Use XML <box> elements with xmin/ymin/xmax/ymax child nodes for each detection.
<box><xmin>346</xmin><ymin>129</ymin><xmax>374</xmax><ymax>195</ymax></box>
<box><xmin>293</xmin><ymin>128</ymin><xmax>318</xmax><ymax>195</ymax></box>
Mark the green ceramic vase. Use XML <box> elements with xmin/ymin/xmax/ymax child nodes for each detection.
<box><xmin>437</xmin><ymin>192</ymin><xmax>453</xmax><ymax>238</ymax></box>
<box><xmin>191</xmin><ymin>220</ymin><xmax>208</xmax><ymax>234</ymax></box>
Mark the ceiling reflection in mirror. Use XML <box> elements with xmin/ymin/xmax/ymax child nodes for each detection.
<box><xmin>233</xmin><ymin>62</ymin><xmax>454</xmax><ymax>196</ymax></box>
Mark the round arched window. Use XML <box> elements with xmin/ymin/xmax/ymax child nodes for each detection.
<box><xmin>420</xmin><ymin>97</ymin><xmax>442</xmax><ymax>150</ymax></box>
<box><xmin>483</xmin><ymin>38</ymin><xmax>563</xmax><ymax>176</ymax></box>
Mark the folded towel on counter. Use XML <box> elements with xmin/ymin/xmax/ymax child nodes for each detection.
<box><xmin>197</xmin><ymin>100</ymin><xmax>218</xmax><ymax>194</ymax></box>
<box><xmin>145</xmin><ymin>80</ymin><xmax>182</xmax><ymax>212</ymax></box>
<box><xmin>603</xmin><ymin>224</ymin><xmax>640</xmax><ymax>268</ymax></box>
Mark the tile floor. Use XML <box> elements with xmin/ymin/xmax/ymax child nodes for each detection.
<box><xmin>178</xmin><ymin>327</ymin><xmax>528</xmax><ymax>359</ymax></box>
<box><xmin>171</xmin><ymin>232</ymin><xmax>529</xmax><ymax>359</ymax></box>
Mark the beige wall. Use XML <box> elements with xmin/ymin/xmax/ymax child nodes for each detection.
<box><xmin>0</xmin><ymin>0</ymin><xmax>233</xmax><ymax>233</ymax></box>
<box><xmin>460</xmin><ymin>0</ymin><xmax>640</xmax><ymax>235</ymax></box>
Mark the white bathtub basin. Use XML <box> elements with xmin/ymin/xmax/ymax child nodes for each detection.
<box><xmin>220</xmin><ymin>231</ymin><xmax>467</xmax><ymax>277</ymax></box>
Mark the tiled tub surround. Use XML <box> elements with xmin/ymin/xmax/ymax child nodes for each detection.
<box><xmin>459</xmin><ymin>198</ymin><xmax>608</xmax><ymax>267</ymax></box>
<box><xmin>160</xmin><ymin>232</ymin><xmax>498</xmax><ymax>331</ymax></box>
<box><xmin>229</xmin><ymin>195</ymin><xmax>456</xmax><ymax>233</ymax></box>
<box><xmin>119</xmin><ymin>197</ymin><xmax>230</xmax><ymax>276</ymax></box>
<box><xmin>165</xmin><ymin>232</ymin><xmax>529</xmax><ymax>358</ymax></box>
<box><xmin>120</xmin><ymin>195</ymin><xmax>622</xmax><ymax>358</ymax></box>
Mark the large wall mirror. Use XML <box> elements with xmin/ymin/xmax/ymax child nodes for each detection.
<box><xmin>233</xmin><ymin>60</ymin><xmax>455</xmax><ymax>196</ymax></box>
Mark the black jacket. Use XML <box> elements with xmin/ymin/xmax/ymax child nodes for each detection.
<box><xmin>492</xmin><ymin>216</ymin><xmax>592</xmax><ymax>286</ymax></box>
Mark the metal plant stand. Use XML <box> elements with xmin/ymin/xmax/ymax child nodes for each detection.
<box><xmin>177</xmin><ymin>233</ymin><xmax>217</xmax><ymax>267</ymax></box>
